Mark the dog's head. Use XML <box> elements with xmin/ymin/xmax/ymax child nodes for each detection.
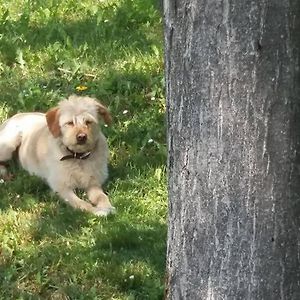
<box><xmin>46</xmin><ymin>95</ymin><xmax>111</xmax><ymax>153</ymax></box>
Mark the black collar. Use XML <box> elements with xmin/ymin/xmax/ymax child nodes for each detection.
<box><xmin>60</xmin><ymin>147</ymin><xmax>91</xmax><ymax>161</ymax></box>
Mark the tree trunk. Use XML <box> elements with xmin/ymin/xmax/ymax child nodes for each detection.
<box><xmin>164</xmin><ymin>1</ymin><xmax>300</xmax><ymax>299</ymax></box>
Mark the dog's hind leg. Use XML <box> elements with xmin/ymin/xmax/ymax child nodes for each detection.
<box><xmin>0</xmin><ymin>162</ymin><xmax>10</xmax><ymax>179</ymax></box>
<box><xmin>0</xmin><ymin>120</ymin><xmax>22</xmax><ymax>179</ymax></box>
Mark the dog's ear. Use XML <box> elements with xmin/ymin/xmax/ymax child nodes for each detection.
<box><xmin>46</xmin><ymin>107</ymin><xmax>61</xmax><ymax>137</ymax></box>
<box><xmin>96</xmin><ymin>102</ymin><xmax>112</xmax><ymax>125</ymax></box>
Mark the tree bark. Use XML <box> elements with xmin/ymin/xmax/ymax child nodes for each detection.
<box><xmin>164</xmin><ymin>1</ymin><xmax>300</xmax><ymax>299</ymax></box>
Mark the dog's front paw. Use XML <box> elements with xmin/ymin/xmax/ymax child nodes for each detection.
<box><xmin>93</xmin><ymin>206</ymin><xmax>116</xmax><ymax>217</ymax></box>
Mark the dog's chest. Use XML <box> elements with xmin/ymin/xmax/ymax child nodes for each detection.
<box><xmin>64</xmin><ymin>161</ymin><xmax>94</xmax><ymax>188</ymax></box>
<box><xmin>60</xmin><ymin>159</ymin><xmax>102</xmax><ymax>188</ymax></box>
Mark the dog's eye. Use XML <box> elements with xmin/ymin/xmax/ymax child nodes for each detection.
<box><xmin>85</xmin><ymin>120</ymin><xmax>92</xmax><ymax>126</ymax></box>
<box><xmin>66</xmin><ymin>121</ymin><xmax>74</xmax><ymax>126</ymax></box>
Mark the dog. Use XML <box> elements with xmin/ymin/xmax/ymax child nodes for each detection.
<box><xmin>0</xmin><ymin>95</ymin><xmax>115</xmax><ymax>216</ymax></box>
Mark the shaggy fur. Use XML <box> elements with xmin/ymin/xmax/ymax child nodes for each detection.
<box><xmin>0</xmin><ymin>95</ymin><xmax>115</xmax><ymax>216</ymax></box>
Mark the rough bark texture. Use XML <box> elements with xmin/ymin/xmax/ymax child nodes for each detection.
<box><xmin>164</xmin><ymin>1</ymin><xmax>300</xmax><ymax>299</ymax></box>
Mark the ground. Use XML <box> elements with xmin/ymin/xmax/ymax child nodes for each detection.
<box><xmin>0</xmin><ymin>1</ymin><xmax>166</xmax><ymax>299</ymax></box>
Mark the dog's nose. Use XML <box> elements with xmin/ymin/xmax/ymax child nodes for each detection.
<box><xmin>76</xmin><ymin>133</ymin><xmax>87</xmax><ymax>144</ymax></box>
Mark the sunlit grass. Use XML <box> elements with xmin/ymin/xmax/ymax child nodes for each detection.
<box><xmin>0</xmin><ymin>0</ymin><xmax>166</xmax><ymax>299</ymax></box>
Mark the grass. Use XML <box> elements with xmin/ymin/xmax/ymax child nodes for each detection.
<box><xmin>0</xmin><ymin>0</ymin><xmax>166</xmax><ymax>299</ymax></box>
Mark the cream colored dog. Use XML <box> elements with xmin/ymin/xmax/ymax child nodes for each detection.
<box><xmin>0</xmin><ymin>95</ymin><xmax>115</xmax><ymax>216</ymax></box>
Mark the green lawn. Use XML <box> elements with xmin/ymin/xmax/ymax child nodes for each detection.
<box><xmin>0</xmin><ymin>1</ymin><xmax>166</xmax><ymax>299</ymax></box>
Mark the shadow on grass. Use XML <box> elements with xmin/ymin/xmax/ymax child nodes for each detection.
<box><xmin>0</xmin><ymin>173</ymin><xmax>166</xmax><ymax>299</ymax></box>
<box><xmin>0</xmin><ymin>214</ymin><xmax>166</xmax><ymax>299</ymax></box>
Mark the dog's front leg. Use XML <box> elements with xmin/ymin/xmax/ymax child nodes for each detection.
<box><xmin>57</xmin><ymin>188</ymin><xmax>100</xmax><ymax>215</ymax></box>
<box><xmin>87</xmin><ymin>186</ymin><xmax>116</xmax><ymax>216</ymax></box>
